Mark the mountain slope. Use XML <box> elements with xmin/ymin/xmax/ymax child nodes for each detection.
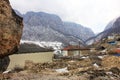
<box><xmin>98</xmin><ymin>17</ymin><xmax>120</xmax><ymax>39</ymax></box>
<box><xmin>62</xmin><ymin>22</ymin><xmax>94</xmax><ymax>41</ymax></box>
<box><xmin>86</xmin><ymin>16</ymin><xmax>120</xmax><ymax>45</ymax></box>
<box><xmin>15</xmin><ymin>11</ymin><xmax>95</xmax><ymax>45</ymax></box>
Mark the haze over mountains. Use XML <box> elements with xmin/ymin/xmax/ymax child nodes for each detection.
<box><xmin>104</xmin><ymin>17</ymin><xmax>120</xmax><ymax>34</ymax></box>
<box><xmin>99</xmin><ymin>17</ymin><xmax>120</xmax><ymax>37</ymax></box>
<box><xmin>15</xmin><ymin>10</ymin><xmax>95</xmax><ymax>45</ymax></box>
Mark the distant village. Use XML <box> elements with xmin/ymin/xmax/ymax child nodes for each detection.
<box><xmin>54</xmin><ymin>33</ymin><xmax>120</xmax><ymax>59</ymax></box>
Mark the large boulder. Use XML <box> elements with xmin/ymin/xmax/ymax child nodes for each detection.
<box><xmin>0</xmin><ymin>56</ymin><xmax>10</xmax><ymax>72</ymax></box>
<box><xmin>0</xmin><ymin>0</ymin><xmax>23</xmax><ymax>58</ymax></box>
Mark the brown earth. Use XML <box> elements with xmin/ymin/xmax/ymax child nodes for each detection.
<box><xmin>0</xmin><ymin>55</ymin><xmax>120</xmax><ymax>80</ymax></box>
<box><xmin>102</xmin><ymin>56</ymin><xmax>120</xmax><ymax>68</ymax></box>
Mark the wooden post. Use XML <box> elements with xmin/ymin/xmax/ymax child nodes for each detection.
<box><xmin>79</xmin><ymin>41</ymin><xmax>80</xmax><ymax>57</ymax></box>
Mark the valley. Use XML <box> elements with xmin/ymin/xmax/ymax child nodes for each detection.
<box><xmin>0</xmin><ymin>0</ymin><xmax>120</xmax><ymax>80</ymax></box>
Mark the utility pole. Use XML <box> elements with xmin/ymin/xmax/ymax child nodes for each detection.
<box><xmin>79</xmin><ymin>41</ymin><xmax>80</xmax><ymax>57</ymax></box>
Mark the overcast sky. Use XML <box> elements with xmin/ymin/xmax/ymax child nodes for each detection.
<box><xmin>9</xmin><ymin>0</ymin><xmax>120</xmax><ymax>33</ymax></box>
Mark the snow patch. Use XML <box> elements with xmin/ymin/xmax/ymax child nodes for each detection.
<box><xmin>55</xmin><ymin>67</ymin><xmax>69</xmax><ymax>73</ymax></box>
<box><xmin>93</xmin><ymin>63</ymin><xmax>99</xmax><ymax>68</ymax></box>
<box><xmin>20</xmin><ymin>40</ymin><xmax>63</xmax><ymax>54</ymax></box>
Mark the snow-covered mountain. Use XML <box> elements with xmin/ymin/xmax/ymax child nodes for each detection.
<box><xmin>15</xmin><ymin>11</ymin><xmax>95</xmax><ymax>45</ymax></box>
<box><xmin>62</xmin><ymin>22</ymin><xmax>94</xmax><ymax>41</ymax></box>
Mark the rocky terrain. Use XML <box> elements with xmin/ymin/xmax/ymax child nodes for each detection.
<box><xmin>0</xmin><ymin>55</ymin><xmax>120</xmax><ymax>80</ymax></box>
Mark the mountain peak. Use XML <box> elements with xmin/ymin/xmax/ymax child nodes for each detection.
<box><xmin>15</xmin><ymin>10</ymin><xmax>95</xmax><ymax>45</ymax></box>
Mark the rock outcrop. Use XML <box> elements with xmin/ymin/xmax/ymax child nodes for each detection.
<box><xmin>0</xmin><ymin>0</ymin><xmax>23</xmax><ymax>58</ymax></box>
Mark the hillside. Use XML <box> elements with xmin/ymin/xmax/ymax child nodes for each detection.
<box><xmin>15</xmin><ymin>11</ymin><xmax>95</xmax><ymax>46</ymax></box>
<box><xmin>86</xmin><ymin>16</ymin><xmax>120</xmax><ymax>45</ymax></box>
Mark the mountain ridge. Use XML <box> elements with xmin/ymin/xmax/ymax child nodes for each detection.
<box><xmin>86</xmin><ymin>16</ymin><xmax>120</xmax><ymax>45</ymax></box>
<box><xmin>15</xmin><ymin>10</ymin><xmax>95</xmax><ymax>46</ymax></box>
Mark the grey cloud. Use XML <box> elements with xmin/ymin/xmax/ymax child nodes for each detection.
<box><xmin>10</xmin><ymin>0</ymin><xmax>120</xmax><ymax>33</ymax></box>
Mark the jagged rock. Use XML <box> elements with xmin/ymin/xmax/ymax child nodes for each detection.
<box><xmin>0</xmin><ymin>0</ymin><xmax>23</xmax><ymax>58</ymax></box>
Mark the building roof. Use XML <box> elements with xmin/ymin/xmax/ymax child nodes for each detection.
<box><xmin>62</xmin><ymin>45</ymin><xmax>90</xmax><ymax>51</ymax></box>
<box><xmin>114</xmin><ymin>48</ymin><xmax>120</xmax><ymax>53</ymax></box>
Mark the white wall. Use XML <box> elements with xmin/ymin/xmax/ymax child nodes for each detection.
<box><xmin>7</xmin><ymin>52</ymin><xmax>53</xmax><ymax>70</ymax></box>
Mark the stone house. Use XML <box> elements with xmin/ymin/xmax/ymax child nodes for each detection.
<box><xmin>61</xmin><ymin>46</ymin><xmax>90</xmax><ymax>57</ymax></box>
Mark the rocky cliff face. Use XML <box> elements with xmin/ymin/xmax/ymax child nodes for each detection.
<box><xmin>0</xmin><ymin>0</ymin><xmax>23</xmax><ymax>57</ymax></box>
